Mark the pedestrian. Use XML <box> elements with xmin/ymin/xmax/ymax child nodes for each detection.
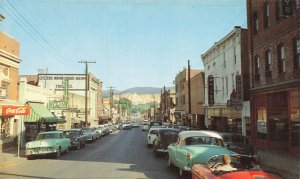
<box><xmin>251</xmin><ymin>155</ymin><xmax>261</xmax><ymax>170</ymax></box>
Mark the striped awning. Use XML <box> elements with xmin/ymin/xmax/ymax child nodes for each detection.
<box><xmin>24</xmin><ymin>102</ymin><xmax>58</xmax><ymax>123</ymax></box>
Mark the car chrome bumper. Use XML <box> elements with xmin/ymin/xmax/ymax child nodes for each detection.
<box><xmin>157</xmin><ymin>149</ymin><xmax>168</xmax><ymax>152</ymax></box>
<box><xmin>25</xmin><ymin>149</ymin><xmax>57</xmax><ymax>156</ymax></box>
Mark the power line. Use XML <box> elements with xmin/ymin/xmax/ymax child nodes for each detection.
<box><xmin>2</xmin><ymin>1</ymin><xmax>73</xmax><ymax>67</ymax></box>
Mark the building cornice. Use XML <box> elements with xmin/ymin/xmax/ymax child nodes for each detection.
<box><xmin>0</xmin><ymin>49</ymin><xmax>21</xmax><ymax>64</ymax></box>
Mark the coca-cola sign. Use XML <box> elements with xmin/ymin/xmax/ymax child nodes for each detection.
<box><xmin>2</xmin><ymin>106</ymin><xmax>30</xmax><ymax>116</ymax></box>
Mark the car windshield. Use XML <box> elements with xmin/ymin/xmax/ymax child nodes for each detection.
<box><xmin>36</xmin><ymin>133</ymin><xmax>61</xmax><ymax>140</ymax></box>
<box><xmin>206</xmin><ymin>155</ymin><xmax>256</xmax><ymax>173</ymax></box>
<box><xmin>184</xmin><ymin>136</ymin><xmax>224</xmax><ymax>146</ymax></box>
<box><xmin>64</xmin><ymin>131</ymin><xmax>79</xmax><ymax>137</ymax></box>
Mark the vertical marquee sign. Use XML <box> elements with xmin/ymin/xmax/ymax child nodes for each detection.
<box><xmin>208</xmin><ymin>75</ymin><xmax>214</xmax><ymax>106</ymax></box>
<box><xmin>48</xmin><ymin>80</ymin><xmax>69</xmax><ymax>110</ymax></box>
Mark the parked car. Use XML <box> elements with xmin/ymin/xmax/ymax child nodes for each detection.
<box><xmin>219</xmin><ymin>133</ymin><xmax>257</xmax><ymax>156</ymax></box>
<box><xmin>178</xmin><ymin>125</ymin><xmax>190</xmax><ymax>131</ymax></box>
<box><xmin>98</xmin><ymin>125</ymin><xmax>110</xmax><ymax>136</ymax></box>
<box><xmin>147</xmin><ymin>126</ymin><xmax>165</xmax><ymax>147</ymax></box>
<box><xmin>94</xmin><ymin>127</ymin><xmax>103</xmax><ymax>139</ymax></box>
<box><xmin>191</xmin><ymin>154</ymin><xmax>282</xmax><ymax>179</ymax></box>
<box><xmin>63</xmin><ymin>129</ymin><xmax>86</xmax><ymax>150</ymax></box>
<box><xmin>122</xmin><ymin>123</ymin><xmax>132</xmax><ymax>130</ymax></box>
<box><xmin>167</xmin><ymin>130</ymin><xmax>236</xmax><ymax>176</ymax></box>
<box><xmin>149</xmin><ymin>120</ymin><xmax>163</xmax><ymax>129</ymax></box>
<box><xmin>25</xmin><ymin>131</ymin><xmax>71</xmax><ymax>160</ymax></box>
<box><xmin>132</xmin><ymin>122</ymin><xmax>140</xmax><ymax>128</ymax></box>
<box><xmin>152</xmin><ymin>128</ymin><xmax>179</xmax><ymax>156</ymax></box>
<box><xmin>82</xmin><ymin>128</ymin><xmax>97</xmax><ymax>142</ymax></box>
<box><xmin>142</xmin><ymin>121</ymin><xmax>150</xmax><ymax>131</ymax></box>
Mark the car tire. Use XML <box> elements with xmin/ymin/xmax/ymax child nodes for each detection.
<box><xmin>55</xmin><ymin>148</ymin><xmax>61</xmax><ymax>158</ymax></box>
<box><xmin>27</xmin><ymin>156</ymin><xmax>34</xmax><ymax>160</ymax></box>
<box><xmin>77</xmin><ymin>143</ymin><xmax>81</xmax><ymax>150</ymax></box>
<box><xmin>179</xmin><ymin>168</ymin><xmax>184</xmax><ymax>176</ymax></box>
<box><xmin>167</xmin><ymin>156</ymin><xmax>173</xmax><ymax>167</ymax></box>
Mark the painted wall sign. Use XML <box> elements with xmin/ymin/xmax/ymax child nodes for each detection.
<box><xmin>38</xmin><ymin>74</ymin><xmax>86</xmax><ymax>91</ymax></box>
<box><xmin>2</xmin><ymin>106</ymin><xmax>30</xmax><ymax>116</ymax></box>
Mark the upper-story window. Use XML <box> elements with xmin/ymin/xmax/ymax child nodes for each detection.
<box><xmin>233</xmin><ymin>47</ymin><xmax>237</xmax><ymax>64</ymax></box>
<box><xmin>223</xmin><ymin>53</ymin><xmax>226</xmax><ymax>68</ymax></box>
<box><xmin>253</xmin><ymin>12</ymin><xmax>259</xmax><ymax>34</ymax></box>
<box><xmin>264</xmin><ymin>1</ymin><xmax>270</xmax><ymax>28</ymax></box>
<box><xmin>276</xmin><ymin>0</ymin><xmax>284</xmax><ymax>19</ymax></box>
<box><xmin>265</xmin><ymin>50</ymin><xmax>272</xmax><ymax>72</ymax></box>
<box><xmin>255</xmin><ymin>55</ymin><xmax>260</xmax><ymax>75</ymax></box>
<box><xmin>278</xmin><ymin>43</ymin><xmax>286</xmax><ymax>74</ymax></box>
<box><xmin>294</xmin><ymin>36</ymin><xmax>300</xmax><ymax>70</ymax></box>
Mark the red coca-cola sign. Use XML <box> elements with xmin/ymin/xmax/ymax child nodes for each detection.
<box><xmin>2</xmin><ymin>106</ymin><xmax>30</xmax><ymax>116</ymax></box>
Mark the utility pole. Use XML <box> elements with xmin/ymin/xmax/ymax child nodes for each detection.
<box><xmin>79</xmin><ymin>60</ymin><xmax>96</xmax><ymax>127</ymax></box>
<box><xmin>188</xmin><ymin>60</ymin><xmax>191</xmax><ymax>126</ymax></box>
<box><xmin>108</xmin><ymin>86</ymin><xmax>115</xmax><ymax>121</ymax></box>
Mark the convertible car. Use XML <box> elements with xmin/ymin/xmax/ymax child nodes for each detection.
<box><xmin>167</xmin><ymin>130</ymin><xmax>236</xmax><ymax>176</ymax></box>
<box><xmin>191</xmin><ymin>154</ymin><xmax>282</xmax><ymax>179</ymax></box>
<box><xmin>25</xmin><ymin>131</ymin><xmax>71</xmax><ymax>159</ymax></box>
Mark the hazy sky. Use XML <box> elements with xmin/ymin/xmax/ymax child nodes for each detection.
<box><xmin>0</xmin><ymin>0</ymin><xmax>246</xmax><ymax>90</ymax></box>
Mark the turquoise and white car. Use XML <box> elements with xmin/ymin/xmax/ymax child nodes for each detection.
<box><xmin>167</xmin><ymin>130</ymin><xmax>236</xmax><ymax>176</ymax></box>
<box><xmin>25</xmin><ymin>131</ymin><xmax>71</xmax><ymax>160</ymax></box>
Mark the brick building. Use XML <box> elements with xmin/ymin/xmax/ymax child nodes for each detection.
<box><xmin>0</xmin><ymin>32</ymin><xmax>21</xmax><ymax>151</ymax></box>
<box><xmin>247</xmin><ymin>0</ymin><xmax>300</xmax><ymax>155</ymax></box>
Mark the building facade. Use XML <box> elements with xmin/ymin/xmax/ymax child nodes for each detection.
<box><xmin>202</xmin><ymin>26</ymin><xmax>249</xmax><ymax>135</ymax></box>
<box><xmin>247</xmin><ymin>0</ymin><xmax>300</xmax><ymax>155</ymax></box>
<box><xmin>0</xmin><ymin>32</ymin><xmax>21</xmax><ymax>151</ymax></box>
<box><xmin>159</xmin><ymin>87</ymin><xmax>176</xmax><ymax>123</ymax></box>
<box><xmin>184</xmin><ymin>71</ymin><xmax>205</xmax><ymax>129</ymax></box>
<box><xmin>174</xmin><ymin>68</ymin><xmax>202</xmax><ymax>125</ymax></box>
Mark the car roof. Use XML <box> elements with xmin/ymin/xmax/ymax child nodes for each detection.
<box><xmin>149</xmin><ymin>127</ymin><xmax>165</xmax><ymax>131</ymax></box>
<box><xmin>39</xmin><ymin>131</ymin><xmax>62</xmax><ymax>134</ymax></box>
<box><xmin>179</xmin><ymin>130</ymin><xmax>222</xmax><ymax>139</ymax></box>
<box><xmin>158</xmin><ymin>128</ymin><xmax>179</xmax><ymax>133</ymax></box>
<box><xmin>64</xmin><ymin>129</ymin><xmax>81</xmax><ymax>131</ymax></box>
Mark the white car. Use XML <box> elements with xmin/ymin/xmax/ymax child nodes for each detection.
<box><xmin>147</xmin><ymin>127</ymin><xmax>162</xmax><ymax>147</ymax></box>
<box><xmin>142</xmin><ymin>122</ymin><xmax>150</xmax><ymax>131</ymax></box>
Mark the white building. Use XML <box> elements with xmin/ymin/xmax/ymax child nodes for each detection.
<box><xmin>201</xmin><ymin>26</ymin><xmax>250</xmax><ymax>136</ymax></box>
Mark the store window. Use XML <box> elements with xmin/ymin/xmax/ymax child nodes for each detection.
<box><xmin>267</xmin><ymin>92</ymin><xmax>289</xmax><ymax>142</ymax></box>
<box><xmin>0</xmin><ymin>118</ymin><xmax>11</xmax><ymax>140</ymax></box>
<box><xmin>255</xmin><ymin>55</ymin><xmax>260</xmax><ymax>75</ymax></box>
<box><xmin>264</xmin><ymin>1</ymin><xmax>270</xmax><ymax>28</ymax></box>
<box><xmin>265</xmin><ymin>50</ymin><xmax>272</xmax><ymax>72</ymax></box>
<box><xmin>278</xmin><ymin>44</ymin><xmax>286</xmax><ymax>74</ymax></box>
<box><xmin>294</xmin><ymin>36</ymin><xmax>300</xmax><ymax>70</ymax></box>
<box><xmin>253</xmin><ymin>12</ymin><xmax>259</xmax><ymax>34</ymax></box>
<box><xmin>290</xmin><ymin>89</ymin><xmax>300</xmax><ymax>147</ymax></box>
<box><xmin>257</xmin><ymin>108</ymin><xmax>267</xmax><ymax>139</ymax></box>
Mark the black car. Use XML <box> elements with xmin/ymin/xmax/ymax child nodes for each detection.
<box><xmin>152</xmin><ymin>128</ymin><xmax>179</xmax><ymax>157</ymax></box>
<box><xmin>220</xmin><ymin>133</ymin><xmax>257</xmax><ymax>155</ymax></box>
<box><xmin>63</xmin><ymin>129</ymin><xmax>86</xmax><ymax>150</ymax></box>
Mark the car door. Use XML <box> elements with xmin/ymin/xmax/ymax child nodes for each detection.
<box><xmin>175</xmin><ymin>138</ymin><xmax>188</xmax><ymax>168</ymax></box>
<box><xmin>168</xmin><ymin>136</ymin><xmax>180</xmax><ymax>164</ymax></box>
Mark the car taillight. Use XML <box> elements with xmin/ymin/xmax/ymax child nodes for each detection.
<box><xmin>186</xmin><ymin>153</ymin><xmax>191</xmax><ymax>160</ymax></box>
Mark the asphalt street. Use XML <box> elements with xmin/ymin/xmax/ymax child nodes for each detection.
<box><xmin>0</xmin><ymin>128</ymin><xmax>189</xmax><ymax>179</ymax></box>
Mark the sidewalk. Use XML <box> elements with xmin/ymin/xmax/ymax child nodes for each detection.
<box><xmin>258</xmin><ymin>149</ymin><xmax>300</xmax><ymax>179</ymax></box>
<box><xmin>0</xmin><ymin>147</ymin><xmax>25</xmax><ymax>169</ymax></box>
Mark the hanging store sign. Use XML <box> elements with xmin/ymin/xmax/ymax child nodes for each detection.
<box><xmin>2</xmin><ymin>106</ymin><xmax>30</xmax><ymax>116</ymax></box>
<box><xmin>38</xmin><ymin>74</ymin><xmax>86</xmax><ymax>91</ymax></box>
<box><xmin>208</xmin><ymin>75</ymin><xmax>214</xmax><ymax>106</ymax></box>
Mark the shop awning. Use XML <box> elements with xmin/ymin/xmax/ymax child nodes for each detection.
<box><xmin>24</xmin><ymin>102</ymin><xmax>58</xmax><ymax>123</ymax></box>
<box><xmin>72</xmin><ymin>117</ymin><xmax>85</xmax><ymax>123</ymax></box>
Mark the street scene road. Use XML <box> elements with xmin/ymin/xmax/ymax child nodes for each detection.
<box><xmin>0</xmin><ymin>128</ymin><xmax>188</xmax><ymax>179</ymax></box>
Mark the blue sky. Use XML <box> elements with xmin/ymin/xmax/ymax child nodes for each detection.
<box><xmin>0</xmin><ymin>0</ymin><xmax>246</xmax><ymax>90</ymax></box>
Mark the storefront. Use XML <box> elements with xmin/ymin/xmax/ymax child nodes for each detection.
<box><xmin>206</xmin><ymin>107</ymin><xmax>242</xmax><ymax>134</ymax></box>
<box><xmin>24</xmin><ymin>102</ymin><xmax>58</xmax><ymax>142</ymax></box>
<box><xmin>251</xmin><ymin>88</ymin><xmax>300</xmax><ymax>156</ymax></box>
<box><xmin>0</xmin><ymin>105</ymin><xmax>30</xmax><ymax>151</ymax></box>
